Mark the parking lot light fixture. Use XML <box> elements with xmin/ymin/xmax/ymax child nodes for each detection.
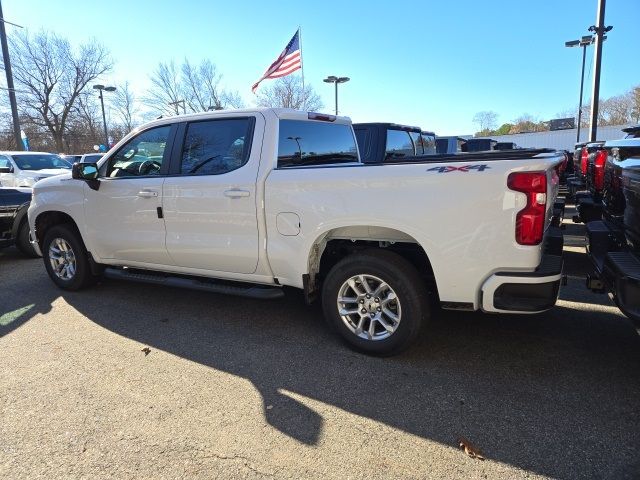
<box><xmin>565</xmin><ymin>35</ymin><xmax>595</xmax><ymax>142</ymax></box>
<box><xmin>323</xmin><ymin>75</ymin><xmax>350</xmax><ymax>115</ymax></box>
<box><xmin>93</xmin><ymin>84</ymin><xmax>117</xmax><ymax>149</ymax></box>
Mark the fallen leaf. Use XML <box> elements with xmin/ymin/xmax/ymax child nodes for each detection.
<box><xmin>458</xmin><ymin>437</ymin><xmax>485</xmax><ymax>460</ymax></box>
<box><xmin>141</xmin><ymin>347</ymin><xmax>151</xmax><ymax>356</ymax></box>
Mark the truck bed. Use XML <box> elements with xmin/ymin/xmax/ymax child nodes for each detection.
<box><xmin>380</xmin><ymin>148</ymin><xmax>555</xmax><ymax>165</ymax></box>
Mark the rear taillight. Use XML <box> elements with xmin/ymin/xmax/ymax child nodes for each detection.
<box><xmin>508</xmin><ymin>172</ymin><xmax>547</xmax><ymax>245</ymax></box>
<box><xmin>593</xmin><ymin>150</ymin><xmax>607</xmax><ymax>192</ymax></box>
<box><xmin>580</xmin><ymin>147</ymin><xmax>588</xmax><ymax>175</ymax></box>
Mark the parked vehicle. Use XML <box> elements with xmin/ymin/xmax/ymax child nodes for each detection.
<box><xmin>0</xmin><ymin>187</ymin><xmax>37</xmax><ymax>257</ymax></box>
<box><xmin>28</xmin><ymin>108</ymin><xmax>565</xmax><ymax>355</ymax></box>
<box><xmin>0</xmin><ymin>152</ymin><xmax>71</xmax><ymax>188</ymax></box>
<box><xmin>61</xmin><ymin>154</ymin><xmax>83</xmax><ymax>163</ymax></box>
<box><xmin>435</xmin><ymin>136</ymin><xmax>466</xmax><ymax>154</ymax></box>
<box><xmin>565</xmin><ymin>142</ymin><xmax>587</xmax><ymax>198</ymax></box>
<box><xmin>494</xmin><ymin>142</ymin><xmax>522</xmax><ymax>150</ymax></box>
<box><xmin>353</xmin><ymin>123</ymin><xmax>436</xmax><ymax>163</ymax></box>
<box><xmin>465</xmin><ymin>138</ymin><xmax>497</xmax><ymax>152</ymax></box>
<box><xmin>80</xmin><ymin>153</ymin><xmax>104</xmax><ymax>163</ymax></box>
<box><xmin>572</xmin><ymin>141</ymin><xmax>606</xmax><ymax>223</ymax></box>
<box><xmin>585</xmin><ymin>125</ymin><xmax>640</xmax><ymax>325</ymax></box>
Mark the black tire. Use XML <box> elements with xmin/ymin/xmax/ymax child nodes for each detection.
<box><xmin>42</xmin><ymin>224</ymin><xmax>97</xmax><ymax>290</ymax></box>
<box><xmin>321</xmin><ymin>249</ymin><xmax>430</xmax><ymax>356</ymax></box>
<box><xmin>612</xmin><ymin>294</ymin><xmax>640</xmax><ymax>328</ymax></box>
<box><xmin>15</xmin><ymin>219</ymin><xmax>39</xmax><ymax>258</ymax></box>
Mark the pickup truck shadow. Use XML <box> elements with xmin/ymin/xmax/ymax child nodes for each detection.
<box><xmin>0</xmin><ymin>249</ymin><xmax>56</xmax><ymax>338</ymax></box>
<box><xmin>54</xmin><ymin>277</ymin><xmax>640</xmax><ymax>479</ymax></box>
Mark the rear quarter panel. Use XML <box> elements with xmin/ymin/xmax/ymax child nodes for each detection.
<box><xmin>265</xmin><ymin>154</ymin><xmax>563</xmax><ymax>306</ymax></box>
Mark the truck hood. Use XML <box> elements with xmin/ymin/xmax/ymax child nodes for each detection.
<box><xmin>20</xmin><ymin>168</ymin><xmax>71</xmax><ymax>178</ymax></box>
<box><xmin>32</xmin><ymin>171</ymin><xmax>73</xmax><ymax>188</ymax></box>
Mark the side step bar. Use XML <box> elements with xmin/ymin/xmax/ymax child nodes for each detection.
<box><xmin>103</xmin><ymin>267</ymin><xmax>285</xmax><ymax>300</ymax></box>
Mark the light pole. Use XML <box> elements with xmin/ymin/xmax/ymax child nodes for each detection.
<box><xmin>565</xmin><ymin>35</ymin><xmax>595</xmax><ymax>143</ymax></box>
<box><xmin>588</xmin><ymin>0</ymin><xmax>613</xmax><ymax>142</ymax></box>
<box><xmin>287</xmin><ymin>136</ymin><xmax>302</xmax><ymax>158</ymax></box>
<box><xmin>323</xmin><ymin>76</ymin><xmax>350</xmax><ymax>115</ymax></box>
<box><xmin>93</xmin><ymin>84</ymin><xmax>116</xmax><ymax>149</ymax></box>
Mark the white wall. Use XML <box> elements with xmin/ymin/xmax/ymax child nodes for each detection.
<box><xmin>476</xmin><ymin>124</ymin><xmax>633</xmax><ymax>150</ymax></box>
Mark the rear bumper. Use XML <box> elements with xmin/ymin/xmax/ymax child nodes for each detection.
<box><xmin>575</xmin><ymin>193</ymin><xmax>603</xmax><ymax>224</ymax></box>
<box><xmin>566</xmin><ymin>175</ymin><xmax>585</xmax><ymax>198</ymax></box>
<box><xmin>602</xmin><ymin>252</ymin><xmax>640</xmax><ymax>324</ymax></box>
<box><xmin>480</xmin><ymin>227</ymin><xmax>564</xmax><ymax>313</ymax></box>
<box><xmin>585</xmin><ymin>220</ymin><xmax>640</xmax><ymax>324</ymax></box>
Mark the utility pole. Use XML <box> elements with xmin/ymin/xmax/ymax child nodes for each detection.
<box><xmin>0</xmin><ymin>0</ymin><xmax>23</xmax><ymax>150</ymax></box>
<box><xmin>588</xmin><ymin>0</ymin><xmax>612</xmax><ymax>141</ymax></box>
<box><xmin>169</xmin><ymin>99</ymin><xmax>186</xmax><ymax>115</ymax></box>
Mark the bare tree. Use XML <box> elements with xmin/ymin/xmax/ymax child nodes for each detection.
<box><xmin>472</xmin><ymin>111</ymin><xmax>498</xmax><ymax>132</ymax></box>
<box><xmin>221</xmin><ymin>90</ymin><xmax>245</xmax><ymax>109</ymax></box>
<box><xmin>256</xmin><ymin>76</ymin><xmax>323</xmax><ymax>111</ymax></box>
<box><xmin>144</xmin><ymin>61</ymin><xmax>182</xmax><ymax>116</ymax></box>
<box><xmin>145</xmin><ymin>59</ymin><xmax>245</xmax><ymax>115</ymax></box>
<box><xmin>113</xmin><ymin>81</ymin><xmax>139</xmax><ymax>132</ymax></box>
<box><xmin>600</xmin><ymin>93</ymin><xmax>635</xmax><ymax>125</ymax></box>
<box><xmin>631</xmin><ymin>85</ymin><xmax>640</xmax><ymax>123</ymax></box>
<box><xmin>8</xmin><ymin>30</ymin><xmax>112</xmax><ymax>152</ymax></box>
<box><xmin>182</xmin><ymin>59</ymin><xmax>223</xmax><ymax>111</ymax></box>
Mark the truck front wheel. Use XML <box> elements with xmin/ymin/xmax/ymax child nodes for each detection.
<box><xmin>321</xmin><ymin>250</ymin><xmax>429</xmax><ymax>356</ymax></box>
<box><xmin>42</xmin><ymin>224</ymin><xmax>98</xmax><ymax>290</ymax></box>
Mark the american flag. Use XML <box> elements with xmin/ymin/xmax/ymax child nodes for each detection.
<box><xmin>252</xmin><ymin>30</ymin><xmax>302</xmax><ymax>93</ymax></box>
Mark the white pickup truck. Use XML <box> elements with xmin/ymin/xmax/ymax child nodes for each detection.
<box><xmin>28</xmin><ymin>108</ymin><xmax>564</xmax><ymax>355</ymax></box>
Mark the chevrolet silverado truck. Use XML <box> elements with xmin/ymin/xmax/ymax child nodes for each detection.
<box><xmin>573</xmin><ymin>141</ymin><xmax>606</xmax><ymax>223</ymax></box>
<box><xmin>353</xmin><ymin>123</ymin><xmax>436</xmax><ymax>164</ymax></box>
<box><xmin>585</xmin><ymin>125</ymin><xmax>640</xmax><ymax>326</ymax></box>
<box><xmin>28</xmin><ymin>108</ymin><xmax>565</xmax><ymax>355</ymax></box>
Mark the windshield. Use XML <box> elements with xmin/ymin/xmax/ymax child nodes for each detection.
<box><xmin>81</xmin><ymin>154</ymin><xmax>103</xmax><ymax>163</ymax></box>
<box><xmin>12</xmin><ymin>154</ymin><xmax>71</xmax><ymax>171</ymax></box>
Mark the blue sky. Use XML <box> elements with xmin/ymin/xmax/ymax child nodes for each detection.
<box><xmin>3</xmin><ymin>0</ymin><xmax>639</xmax><ymax>134</ymax></box>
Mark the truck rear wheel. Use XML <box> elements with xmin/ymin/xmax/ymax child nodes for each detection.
<box><xmin>16</xmin><ymin>219</ymin><xmax>38</xmax><ymax>258</ymax></box>
<box><xmin>42</xmin><ymin>224</ymin><xmax>97</xmax><ymax>290</ymax></box>
<box><xmin>321</xmin><ymin>250</ymin><xmax>429</xmax><ymax>356</ymax></box>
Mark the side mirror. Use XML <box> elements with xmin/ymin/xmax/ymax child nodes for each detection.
<box><xmin>72</xmin><ymin>162</ymin><xmax>100</xmax><ymax>190</ymax></box>
<box><xmin>0</xmin><ymin>166</ymin><xmax>12</xmax><ymax>173</ymax></box>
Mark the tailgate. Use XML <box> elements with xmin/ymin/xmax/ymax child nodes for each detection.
<box><xmin>545</xmin><ymin>160</ymin><xmax>561</xmax><ymax>228</ymax></box>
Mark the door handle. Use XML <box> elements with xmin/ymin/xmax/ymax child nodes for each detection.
<box><xmin>224</xmin><ymin>189</ymin><xmax>250</xmax><ymax>198</ymax></box>
<box><xmin>137</xmin><ymin>190</ymin><xmax>158</xmax><ymax>198</ymax></box>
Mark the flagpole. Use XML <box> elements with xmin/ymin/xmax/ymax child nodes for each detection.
<box><xmin>299</xmin><ymin>26</ymin><xmax>305</xmax><ymax>99</ymax></box>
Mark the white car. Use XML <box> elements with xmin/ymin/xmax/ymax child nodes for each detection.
<box><xmin>79</xmin><ymin>153</ymin><xmax>104</xmax><ymax>163</ymax></box>
<box><xmin>0</xmin><ymin>152</ymin><xmax>72</xmax><ymax>188</ymax></box>
<box><xmin>28</xmin><ymin>108</ymin><xmax>565</xmax><ymax>355</ymax></box>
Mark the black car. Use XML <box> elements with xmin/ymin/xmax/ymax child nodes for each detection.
<box><xmin>0</xmin><ymin>187</ymin><xmax>37</xmax><ymax>257</ymax></box>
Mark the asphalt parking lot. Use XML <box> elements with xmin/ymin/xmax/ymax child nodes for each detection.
<box><xmin>1</xmin><ymin>215</ymin><xmax>639</xmax><ymax>479</ymax></box>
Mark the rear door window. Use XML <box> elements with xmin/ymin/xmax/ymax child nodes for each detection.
<box><xmin>278</xmin><ymin>120</ymin><xmax>359</xmax><ymax>168</ymax></box>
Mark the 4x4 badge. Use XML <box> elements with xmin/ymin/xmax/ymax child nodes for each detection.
<box><xmin>428</xmin><ymin>164</ymin><xmax>491</xmax><ymax>173</ymax></box>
